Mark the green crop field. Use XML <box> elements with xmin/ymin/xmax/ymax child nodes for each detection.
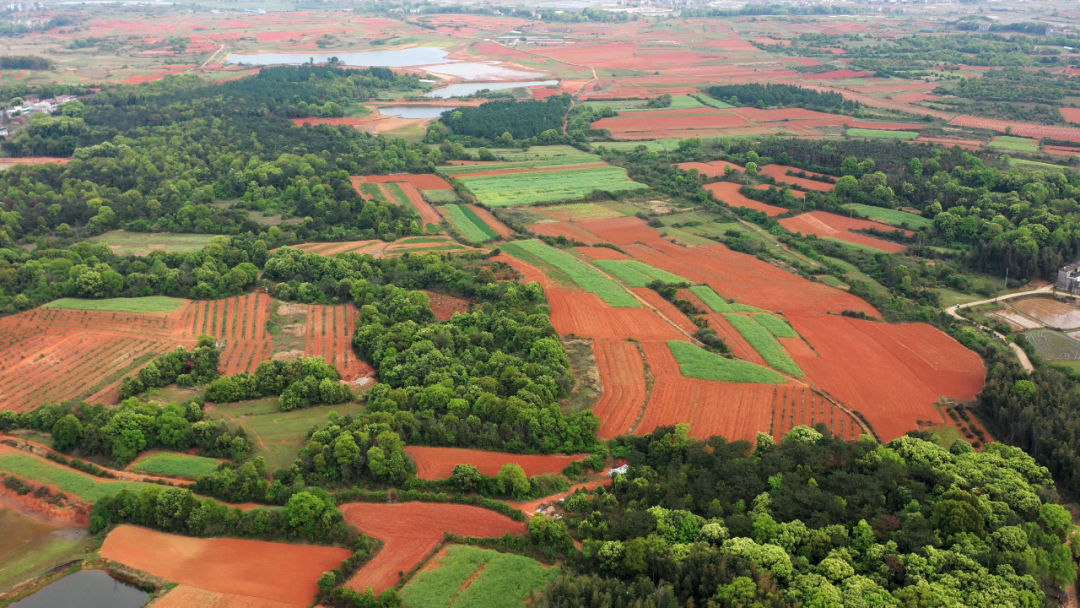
<box><xmin>456</xmin><ymin>166</ymin><xmax>646</xmax><ymax>207</ymax></box>
<box><xmin>501</xmin><ymin>240</ymin><xmax>639</xmax><ymax>307</ymax></box>
<box><xmin>594</xmin><ymin>260</ymin><xmax>689</xmax><ymax>287</ymax></box>
<box><xmin>724</xmin><ymin>314</ymin><xmax>804</xmax><ymax>376</ymax></box>
<box><xmin>130</xmin><ymin>452</ymin><xmax>222</xmax><ymax>479</ymax></box>
<box><xmin>442</xmin><ymin>205</ymin><xmax>499</xmax><ymax>244</ymax></box>
<box><xmin>86</xmin><ymin>230</ymin><xmax>217</xmax><ymax>256</ymax></box>
<box><xmin>422</xmin><ymin>189</ymin><xmax>460</xmax><ymax>204</ymax></box>
<box><xmin>987</xmin><ymin>136</ymin><xmax>1039</xmax><ymax>152</ymax></box>
<box><xmin>754</xmin><ymin>313</ymin><xmax>799</xmax><ymax>338</ymax></box>
<box><xmin>0</xmin><ymin>452</ymin><xmax>147</xmax><ymax>502</ymax></box>
<box><xmin>690</xmin><ymin>285</ymin><xmax>732</xmax><ymax>312</ymax></box>
<box><xmin>206</xmin><ymin>399</ymin><xmax>365</xmax><ymax>470</ymax></box>
<box><xmin>1008</xmin><ymin>158</ymin><xmax>1067</xmax><ymax>171</ymax></box>
<box><xmin>464</xmin><ymin>145</ymin><xmax>601</xmax><ymax>166</ymax></box>
<box><xmin>691</xmin><ymin>94</ymin><xmax>734</xmax><ymax>109</ymax></box>
<box><xmin>846</xmin><ymin>128</ymin><xmax>919</xmax><ymax>140</ymax></box>
<box><xmin>42</xmin><ymin>296</ymin><xmax>188</xmax><ymax>315</ymax></box>
<box><xmin>400</xmin><ymin>545</ymin><xmax>558</xmax><ymax>608</ymax></box>
<box><xmin>1025</xmin><ymin>329</ymin><xmax>1080</xmax><ymax>361</ymax></box>
<box><xmin>841</xmin><ymin>204</ymin><xmax>933</xmax><ymax>229</ymax></box>
<box><xmin>668</xmin><ymin>341</ymin><xmax>786</xmax><ymax>384</ymax></box>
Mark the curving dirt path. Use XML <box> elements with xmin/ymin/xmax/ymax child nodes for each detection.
<box><xmin>944</xmin><ymin>284</ymin><xmax>1054</xmax><ymax>374</ymax></box>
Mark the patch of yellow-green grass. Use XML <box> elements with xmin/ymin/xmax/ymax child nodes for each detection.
<box><xmin>129</xmin><ymin>452</ymin><xmax>221</xmax><ymax>479</ymax></box>
<box><xmin>0</xmin><ymin>452</ymin><xmax>148</xmax><ymax>502</ymax></box>
<box><xmin>753</xmin><ymin>313</ymin><xmax>799</xmax><ymax>338</ymax></box>
<box><xmin>86</xmin><ymin>230</ymin><xmax>217</xmax><ymax>256</ymax></box>
<box><xmin>724</xmin><ymin>314</ymin><xmax>804</xmax><ymax>377</ymax></box>
<box><xmin>41</xmin><ymin>296</ymin><xmax>187</xmax><ymax>315</ymax></box>
<box><xmin>502</xmin><ymin>240</ymin><xmax>639</xmax><ymax>307</ymax></box>
<box><xmin>400</xmin><ymin>545</ymin><xmax>558</xmax><ymax>608</ymax></box>
<box><xmin>668</xmin><ymin>341</ymin><xmax>786</xmax><ymax>384</ymax></box>
<box><xmin>593</xmin><ymin>260</ymin><xmax>689</xmax><ymax>287</ymax></box>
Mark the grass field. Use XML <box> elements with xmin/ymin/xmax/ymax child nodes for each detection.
<box><xmin>442</xmin><ymin>205</ymin><xmax>499</xmax><ymax>244</ymax></box>
<box><xmin>841</xmin><ymin>204</ymin><xmax>932</xmax><ymax>229</ymax></box>
<box><xmin>846</xmin><ymin>128</ymin><xmax>918</xmax><ymax>140</ymax></box>
<box><xmin>987</xmin><ymin>136</ymin><xmax>1039</xmax><ymax>152</ymax></box>
<box><xmin>422</xmin><ymin>189</ymin><xmax>460</xmax><ymax>204</ymax></box>
<box><xmin>0</xmin><ymin>517</ymin><xmax>96</xmax><ymax>593</ymax></box>
<box><xmin>668</xmin><ymin>341</ymin><xmax>786</xmax><ymax>384</ymax></box>
<box><xmin>455</xmin><ymin>166</ymin><xmax>645</xmax><ymax>207</ymax></box>
<box><xmin>753</xmin><ymin>313</ymin><xmax>799</xmax><ymax>338</ymax></box>
<box><xmin>690</xmin><ymin>285</ymin><xmax>732</xmax><ymax>312</ymax></box>
<box><xmin>502</xmin><ymin>240</ymin><xmax>639</xmax><ymax>307</ymax></box>
<box><xmin>400</xmin><ymin>545</ymin><xmax>558</xmax><ymax>608</ymax></box>
<box><xmin>206</xmin><ymin>399</ymin><xmax>365</xmax><ymax>471</ymax></box>
<box><xmin>596</xmin><ymin>139</ymin><xmax>691</xmax><ymax>152</ymax></box>
<box><xmin>724</xmin><ymin>314</ymin><xmax>804</xmax><ymax>376</ymax></box>
<box><xmin>1008</xmin><ymin>158</ymin><xmax>1068</xmax><ymax>171</ymax></box>
<box><xmin>593</xmin><ymin>260</ymin><xmax>689</xmax><ymax>287</ymax></box>
<box><xmin>691</xmin><ymin>94</ymin><xmax>734</xmax><ymax>109</ymax></box>
<box><xmin>0</xmin><ymin>452</ymin><xmax>147</xmax><ymax>502</ymax></box>
<box><xmin>462</xmin><ymin>145</ymin><xmax>600</xmax><ymax>166</ymax></box>
<box><xmin>130</xmin><ymin>452</ymin><xmax>221</xmax><ymax>479</ymax></box>
<box><xmin>42</xmin><ymin>296</ymin><xmax>187</xmax><ymax>315</ymax></box>
<box><xmin>86</xmin><ymin>230</ymin><xmax>216</xmax><ymax>256</ymax></box>
<box><xmin>1025</xmin><ymin>329</ymin><xmax>1080</xmax><ymax>361</ymax></box>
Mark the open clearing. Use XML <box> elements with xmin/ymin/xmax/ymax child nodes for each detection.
<box><xmin>101</xmin><ymin>525</ymin><xmax>349</xmax><ymax>607</ymax></box>
<box><xmin>405</xmin><ymin>446</ymin><xmax>586</xmax><ymax>480</ymax></box>
<box><xmin>400</xmin><ymin>544</ymin><xmax>556</xmax><ymax>608</ymax></box>
<box><xmin>42</xmin><ymin>296</ymin><xmax>187</xmax><ymax>315</ymax></box>
<box><xmin>780</xmin><ymin>211</ymin><xmax>909</xmax><ymax>253</ymax></box>
<box><xmin>128</xmin><ymin>452</ymin><xmax>221</xmax><ymax>479</ymax></box>
<box><xmin>454</xmin><ymin>165</ymin><xmax>645</xmax><ymax>207</ymax></box>
<box><xmin>86</xmin><ymin>230</ymin><xmax>217</xmax><ymax>256</ymax></box>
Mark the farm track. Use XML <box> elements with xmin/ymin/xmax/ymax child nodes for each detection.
<box><xmin>945</xmin><ymin>285</ymin><xmax>1053</xmax><ymax>374</ymax></box>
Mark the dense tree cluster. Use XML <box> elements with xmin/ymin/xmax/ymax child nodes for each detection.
<box><xmin>540</xmin><ymin>427</ymin><xmax>1076</xmax><ymax>607</ymax></box>
<box><xmin>119</xmin><ymin>336</ymin><xmax>221</xmax><ymax>399</ymax></box>
<box><xmin>438</xmin><ymin>95</ymin><xmax>572</xmax><ymax>142</ymax></box>
<box><xmin>704</xmin><ymin>84</ymin><xmax>858</xmax><ymax>114</ymax></box>
<box><xmin>0</xmin><ymin>55</ymin><xmax>54</xmax><ymax>70</ymax></box>
<box><xmin>204</xmin><ymin>356</ymin><xmax>353</xmax><ymax>410</ymax></box>
<box><xmin>0</xmin><ymin>397</ymin><xmax>248</xmax><ymax>465</ymax></box>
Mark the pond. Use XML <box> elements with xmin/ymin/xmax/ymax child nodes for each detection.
<box><xmin>423</xmin><ymin>80</ymin><xmax>559</xmax><ymax>99</ymax></box>
<box><xmin>227</xmin><ymin>46</ymin><xmax>451</xmax><ymax>67</ymax></box>
<box><xmin>378</xmin><ymin>106</ymin><xmax>455</xmax><ymax>119</ymax></box>
<box><xmin>10</xmin><ymin>569</ymin><xmax>149</xmax><ymax>608</ymax></box>
<box><xmin>423</xmin><ymin>62</ymin><xmax>548</xmax><ymax>81</ymax></box>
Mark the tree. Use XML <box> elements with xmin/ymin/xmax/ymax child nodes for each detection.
<box><xmin>285</xmin><ymin>491</ymin><xmax>327</xmax><ymax>535</ymax></box>
<box><xmin>449</xmin><ymin>464</ymin><xmax>483</xmax><ymax>492</ymax></box>
<box><xmin>51</xmin><ymin>414</ymin><xmax>82</xmax><ymax>452</ymax></box>
<box><xmin>496</xmin><ymin>463</ymin><xmax>530</xmax><ymax>498</ymax></box>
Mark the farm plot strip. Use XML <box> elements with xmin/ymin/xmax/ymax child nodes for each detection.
<box><xmin>502</xmin><ymin>240</ymin><xmax>639</xmax><ymax>307</ymax></box>
<box><xmin>442</xmin><ymin>204</ymin><xmax>499</xmax><ymax>244</ymax></box>
<box><xmin>405</xmin><ymin>446</ymin><xmax>587</xmax><ymax>480</ymax></box>
<box><xmin>593</xmin><ymin>339</ymin><xmax>649</xmax><ymax>439</ymax></box>
<box><xmin>724</xmin><ymin>314</ymin><xmax>803</xmax><ymax>377</ymax></box>
<box><xmin>456</xmin><ymin>166</ymin><xmax>645</xmax><ymax>207</ymax></box>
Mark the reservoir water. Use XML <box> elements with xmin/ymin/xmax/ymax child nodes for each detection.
<box><xmin>423</xmin><ymin>80</ymin><xmax>558</xmax><ymax>99</ymax></box>
<box><xmin>10</xmin><ymin>569</ymin><xmax>148</xmax><ymax>608</ymax></box>
<box><xmin>378</xmin><ymin>106</ymin><xmax>454</xmax><ymax>119</ymax></box>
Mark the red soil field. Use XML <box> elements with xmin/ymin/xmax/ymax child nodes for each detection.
<box><xmin>422</xmin><ymin>289</ymin><xmax>470</xmax><ymax>321</ymax></box>
<box><xmin>770</xmin><ymin>385</ymin><xmax>862</xmax><ymax>442</ymax></box>
<box><xmin>705</xmin><ymin>182</ymin><xmax>787</xmax><ymax>216</ymax></box>
<box><xmin>304</xmin><ymin>304</ymin><xmax>373</xmax><ymax>381</ymax></box>
<box><xmin>576</xmin><ymin>246</ymin><xmax>632</xmax><ymax>261</ymax></box>
<box><xmin>292</xmin><ymin>240</ymin><xmax>382</xmax><ymax>256</ymax></box>
<box><xmin>848</xmin><ymin>121</ymin><xmax>924</xmax><ymax>131</ymax></box>
<box><xmin>528</xmin><ymin>221</ymin><xmax>603</xmax><ymax>245</ymax></box>
<box><xmin>152</xmin><ymin>585</ymin><xmax>297</xmax><ymax>608</ymax></box>
<box><xmin>635</xmin><ymin>341</ymin><xmax>783</xmax><ymax>442</ymax></box>
<box><xmin>450</xmin><ymin>163</ymin><xmax>607</xmax><ymax>178</ymax></box>
<box><xmin>950</xmin><ymin>115</ymin><xmax>1080</xmax><ymax>142</ymax></box>
<box><xmin>579</xmin><ymin>219</ymin><xmax>876</xmax><ymax>316</ymax></box>
<box><xmin>101</xmin><ymin>525</ymin><xmax>349</xmax><ymax>607</ymax></box>
<box><xmin>547</xmin><ymin>288</ymin><xmax>684</xmax><ymax>341</ymax></box>
<box><xmin>780</xmin><ymin>211</ymin><xmax>909</xmax><ymax>253</ymax></box>
<box><xmin>593</xmin><ymin>109</ymin><xmax>752</xmax><ymax>139</ymax></box>
<box><xmin>915</xmin><ymin>137</ymin><xmax>984</xmax><ymax>151</ymax></box>
<box><xmin>759</xmin><ymin>165</ymin><xmax>836</xmax><ymax>192</ymax></box>
<box><xmin>341</xmin><ymin>502</ymin><xmax>526</xmax><ymax>594</ymax></box>
<box><xmin>1062</xmin><ymin>108</ymin><xmax>1080</xmax><ymax>124</ymax></box>
<box><xmin>0</xmin><ymin>157</ymin><xmax>72</xmax><ymax>166</ymax></box>
<box><xmin>891</xmin><ymin>92</ymin><xmax>940</xmax><ymax>103</ymax></box>
<box><xmin>786</xmin><ymin>312</ymin><xmax>985</xmax><ymax>441</ymax></box>
<box><xmin>730</xmin><ymin>107</ymin><xmax>845</xmax><ymax>122</ymax></box>
<box><xmin>466</xmin><ymin>205</ymin><xmax>514</xmax><ymax>238</ymax></box>
<box><xmin>1044</xmin><ymin>145</ymin><xmax>1080</xmax><ymax>157</ymax></box>
<box><xmin>811</xmin><ymin>69</ymin><xmax>872</xmax><ymax>79</ymax></box>
<box><xmin>355</xmin><ymin>173</ymin><xmax>453</xmax><ymax>190</ymax></box>
<box><xmin>492</xmin><ymin>253</ymin><xmax>552</xmax><ymax>287</ymax></box>
<box><xmin>592</xmin><ymin>339</ymin><xmax>648</xmax><ymax>439</ymax></box>
<box><xmin>677</xmin><ymin>160</ymin><xmax>744</xmax><ymax>177</ymax></box>
<box><xmin>631</xmin><ymin>287</ymin><xmax>698</xmax><ymax>335</ymax></box>
<box><xmin>180</xmin><ymin>293</ymin><xmax>274</xmax><ymax>375</ymax></box>
<box><xmin>405</xmin><ymin>446</ymin><xmax>586</xmax><ymax>479</ymax></box>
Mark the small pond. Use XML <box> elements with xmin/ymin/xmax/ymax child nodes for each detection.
<box><xmin>378</xmin><ymin>106</ymin><xmax>455</xmax><ymax>119</ymax></box>
<box><xmin>423</xmin><ymin>80</ymin><xmax>558</xmax><ymax>99</ymax></box>
<box><xmin>10</xmin><ymin>569</ymin><xmax>148</xmax><ymax>608</ymax></box>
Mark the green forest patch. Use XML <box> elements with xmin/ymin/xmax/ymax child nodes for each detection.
<box><xmin>130</xmin><ymin>452</ymin><xmax>222</xmax><ymax>479</ymax></box>
<box><xmin>594</xmin><ymin>260</ymin><xmax>689</xmax><ymax>287</ymax></box>
<box><xmin>42</xmin><ymin>296</ymin><xmax>188</xmax><ymax>315</ymax></box>
<box><xmin>400</xmin><ymin>545</ymin><xmax>558</xmax><ymax>608</ymax></box>
<box><xmin>668</xmin><ymin>341</ymin><xmax>787</xmax><ymax>384</ymax></box>
<box><xmin>501</xmin><ymin>240</ymin><xmax>640</xmax><ymax>307</ymax></box>
<box><xmin>724</xmin><ymin>314</ymin><xmax>804</xmax><ymax>376</ymax></box>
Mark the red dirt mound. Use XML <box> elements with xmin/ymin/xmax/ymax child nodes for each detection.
<box><xmin>405</xmin><ymin>446</ymin><xmax>587</xmax><ymax>479</ymax></box>
<box><xmin>341</xmin><ymin>502</ymin><xmax>526</xmax><ymax>594</ymax></box>
<box><xmin>101</xmin><ymin>525</ymin><xmax>350</xmax><ymax>607</ymax></box>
